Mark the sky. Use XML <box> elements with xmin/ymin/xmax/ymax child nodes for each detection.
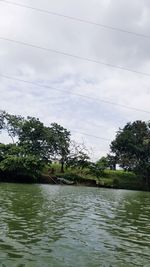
<box><xmin>0</xmin><ymin>0</ymin><xmax>150</xmax><ymax>160</ymax></box>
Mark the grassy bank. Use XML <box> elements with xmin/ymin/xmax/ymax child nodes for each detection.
<box><xmin>42</xmin><ymin>164</ymin><xmax>144</xmax><ymax>190</ymax></box>
<box><xmin>0</xmin><ymin>163</ymin><xmax>145</xmax><ymax>190</ymax></box>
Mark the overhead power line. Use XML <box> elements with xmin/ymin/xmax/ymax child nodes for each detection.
<box><xmin>0</xmin><ymin>73</ymin><xmax>150</xmax><ymax>114</ymax></box>
<box><xmin>0</xmin><ymin>0</ymin><xmax>150</xmax><ymax>40</ymax></box>
<box><xmin>70</xmin><ymin>129</ymin><xmax>111</xmax><ymax>141</ymax></box>
<box><xmin>1</xmin><ymin>36</ymin><xmax>150</xmax><ymax>78</ymax></box>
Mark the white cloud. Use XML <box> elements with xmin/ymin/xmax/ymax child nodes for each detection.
<box><xmin>0</xmin><ymin>0</ymin><xmax>150</xmax><ymax>160</ymax></box>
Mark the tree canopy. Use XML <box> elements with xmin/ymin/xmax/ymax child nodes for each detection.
<box><xmin>110</xmin><ymin>120</ymin><xmax>150</xmax><ymax>186</ymax></box>
<box><xmin>0</xmin><ymin>111</ymin><xmax>72</xmax><ymax>179</ymax></box>
<box><xmin>1</xmin><ymin>111</ymin><xmax>150</xmax><ymax>189</ymax></box>
<box><xmin>0</xmin><ymin>110</ymin><xmax>90</xmax><ymax>180</ymax></box>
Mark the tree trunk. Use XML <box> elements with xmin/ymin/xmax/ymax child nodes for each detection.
<box><xmin>113</xmin><ymin>164</ymin><xmax>116</xmax><ymax>170</ymax></box>
<box><xmin>61</xmin><ymin>161</ymin><xmax>64</xmax><ymax>173</ymax></box>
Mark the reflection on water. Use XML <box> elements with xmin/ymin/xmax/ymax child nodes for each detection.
<box><xmin>0</xmin><ymin>183</ymin><xmax>150</xmax><ymax>267</ymax></box>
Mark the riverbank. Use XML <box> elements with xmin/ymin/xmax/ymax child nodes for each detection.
<box><xmin>40</xmin><ymin>166</ymin><xmax>146</xmax><ymax>191</ymax></box>
<box><xmin>0</xmin><ymin>167</ymin><xmax>148</xmax><ymax>191</ymax></box>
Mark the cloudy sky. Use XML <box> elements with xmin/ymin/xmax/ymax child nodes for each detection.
<box><xmin>0</xmin><ymin>0</ymin><xmax>150</xmax><ymax>160</ymax></box>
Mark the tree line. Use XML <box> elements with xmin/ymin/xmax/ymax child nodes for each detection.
<box><xmin>0</xmin><ymin>110</ymin><xmax>150</xmax><ymax>187</ymax></box>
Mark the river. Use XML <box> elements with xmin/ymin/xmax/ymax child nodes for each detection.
<box><xmin>0</xmin><ymin>183</ymin><xmax>150</xmax><ymax>267</ymax></box>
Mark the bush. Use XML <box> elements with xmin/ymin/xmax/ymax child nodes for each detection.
<box><xmin>0</xmin><ymin>155</ymin><xmax>44</xmax><ymax>181</ymax></box>
<box><xmin>88</xmin><ymin>163</ymin><xmax>105</xmax><ymax>179</ymax></box>
<box><xmin>113</xmin><ymin>178</ymin><xmax>120</xmax><ymax>187</ymax></box>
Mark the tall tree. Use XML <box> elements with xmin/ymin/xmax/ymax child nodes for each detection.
<box><xmin>110</xmin><ymin>121</ymin><xmax>150</xmax><ymax>186</ymax></box>
<box><xmin>49</xmin><ymin>123</ymin><xmax>70</xmax><ymax>172</ymax></box>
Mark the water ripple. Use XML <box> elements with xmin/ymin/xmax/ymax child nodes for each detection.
<box><xmin>0</xmin><ymin>184</ymin><xmax>150</xmax><ymax>267</ymax></box>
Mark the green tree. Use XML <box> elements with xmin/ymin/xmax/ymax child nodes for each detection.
<box><xmin>110</xmin><ymin>121</ymin><xmax>150</xmax><ymax>186</ymax></box>
<box><xmin>88</xmin><ymin>162</ymin><xmax>104</xmax><ymax>179</ymax></box>
<box><xmin>0</xmin><ymin>110</ymin><xmax>24</xmax><ymax>143</ymax></box>
<box><xmin>0</xmin><ymin>144</ymin><xmax>44</xmax><ymax>181</ymax></box>
<box><xmin>49</xmin><ymin>123</ymin><xmax>70</xmax><ymax>172</ymax></box>
<box><xmin>107</xmin><ymin>154</ymin><xmax>117</xmax><ymax>170</ymax></box>
<box><xmin>18</xmin><ymin>116</ymin><xmax>52</xmax><ymax>161</ymax></box>
<box><xmin>96</xmin><ymin>156</ymin><xmax>109</xmax><ymax>170</ymax></box>
<box><xmin>0</xmin><ymin>112</ymin><xmax>72</xmax><ymax>169</ymax></box>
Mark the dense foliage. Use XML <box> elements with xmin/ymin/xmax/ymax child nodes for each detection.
<box><xmin>110</xmin><ymin>120</ymin><xmax>150</xmax><ymax>186</ymax></box>
<box><xmin>0</xmin><ymin>110</ymin><xmax>90</xmax><ymax>181</ymax></box>
<box><xmin>0</xmin><ymin>111</ymin><xmax>72</xmax><ymax>180</ymax></box>
<box><xmin>1</xmin><ymin>110</ymin><xmax>150</xmax><ymax>189</ymax></box>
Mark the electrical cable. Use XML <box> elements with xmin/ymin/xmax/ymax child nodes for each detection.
<box><xmin>0</xmin><ymin>0</ymin><xmax>150</xmax><ymax>39</ymax></box>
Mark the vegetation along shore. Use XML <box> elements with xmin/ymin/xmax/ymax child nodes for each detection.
<box><xmin>0</xmin><ymin>110</ymin><xmax>150</xmax><ymax>191</ymax></box>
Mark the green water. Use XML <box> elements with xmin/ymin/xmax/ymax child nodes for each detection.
<box><xmin>0</xmin><ymin>184</ymin><xmax>149</xmax><ymax>267</ymax></box>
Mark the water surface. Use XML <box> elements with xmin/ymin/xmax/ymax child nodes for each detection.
<box><xmin>0</xmin><ymin>183</ymin><xmax>150</xmax><ymax>267</ymax></box>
